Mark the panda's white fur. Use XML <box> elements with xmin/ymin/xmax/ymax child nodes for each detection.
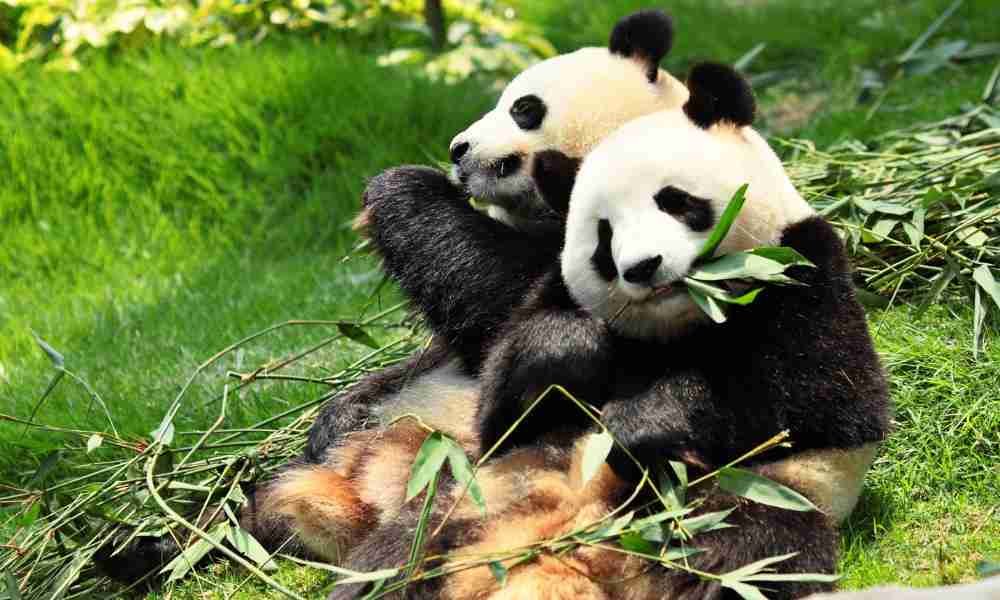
<box><xmin>450</xmin><ymin>47</ymin><xmax>689</xmax><ymax>229</ymax></box>
<box><xmin>563</xmin><ymin>110</ymin><xmax>815</xmax><ymax>341</ymax></box>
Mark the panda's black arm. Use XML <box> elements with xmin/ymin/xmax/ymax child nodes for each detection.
<box><xmin>477</xmin><ymin>270</ymin><xmax>615</xmax><ymax>455</ymax></box>
<box><xmin>600</xmin><ymin>370</ymin><xmax>722</xmax><ymax>482</ymax></box>
<box><xmin>362</xmin><ymin>166</ymin><xmax>563</xmax><ymax>372</ymax></box>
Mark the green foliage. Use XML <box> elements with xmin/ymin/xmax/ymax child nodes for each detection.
<box><xmin>683</xmin><ymin>185</ymin><xmax>816</xmax><ymax>324</ymax></box>
<box><xmin>0</xmin><ymin>0</ymin><xmax>555</xmax><ymax>77</ymax></box>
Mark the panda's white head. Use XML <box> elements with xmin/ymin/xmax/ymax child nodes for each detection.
<box><xmin>561</xmin><ymin>63</ymin><xmax>816</xmax><ymax>341</ymax></box>
<box><xmin>449</xmin><ymin>10</ymin><xmax>689</xmax><ymax>227</ymax></box>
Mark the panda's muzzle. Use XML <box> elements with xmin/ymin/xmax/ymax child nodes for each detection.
<box><xmin>453</xmin><ymin>150</ymin><xmax>524</xmax><ymax>181</ymax></box>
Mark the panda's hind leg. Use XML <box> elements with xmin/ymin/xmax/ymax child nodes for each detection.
<box><xmin>634</xmin><ymin>488</ymin><xmax>838</xmax><ymax>600</ymax></box>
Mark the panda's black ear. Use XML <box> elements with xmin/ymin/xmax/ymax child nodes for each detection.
<box><xmin>532</xmin><ymin>151</ymin><xmax>581</xmax><ymax>216</ymax></box>
<box><xmin>609</xmin><ymin>9</ymin><xmax>674</xmax><ymax>83</ymax></box>
<box><xmin>683</xmin><ymin>62</ymin><xmax>756</xmax><ymax>129</ymax></box>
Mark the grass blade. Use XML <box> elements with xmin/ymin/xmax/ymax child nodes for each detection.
<box><xmin>898</xmin><ymin>0</ymin><xmax>963</xmax><ymax>63</ymax></box>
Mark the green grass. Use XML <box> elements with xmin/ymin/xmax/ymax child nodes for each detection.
<box><xmin>0</xmin><ymin>39</ymin><xmax>493</xmax><ymax>472</ymax></box>
<box><xmin>1</xmin><ymin>0</ymin><xmax>998</xmax><ymax>596</ymax></box>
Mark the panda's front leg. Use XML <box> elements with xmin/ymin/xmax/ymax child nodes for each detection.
<box><xmin>361</xmin><ymin>166</ymin><xmax>562</xmax><ymax>372</ymax></box>
<box><xmin>477</xmin><ymin>308</ymin><xmax>615</xmax><ymax>457</ymax></box>
<box><xmin>600</xmin><ymin>371</ymin><xmax>717</xmax><ymax>482</ymax></box>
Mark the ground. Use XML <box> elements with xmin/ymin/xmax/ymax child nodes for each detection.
<box><xmin>0</xmin><ymin>0</ymin><xmax>998</xmax><ymax>597</ymax></box>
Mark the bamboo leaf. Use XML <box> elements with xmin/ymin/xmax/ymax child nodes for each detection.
<box><xmin>720</xmin><ymin>580</ymin><xmax>771</xmax><ymax>600</ymax></box>
<box><xmin>226</xmin><ymin>526</ymin><xmax>278</xmax><ymax>571</ymax></box>
<box><xmin>337</xmin><ymin>322</ymin><xmax>380</xmax><ymax>349</ymax></box>
<box><xmin>588</xmin><ymin>511</ymin><xmax>635</xmax><ymax>541</ymax></box>
<box><xmin>580</xmin><ymin>431</ymin><xmax>614</xmax><ymax>484</ymax></box>
<box><xmin>446</xmin><ymin>441</ymin><xmax>486</xmax><ymax>516</ymax></box>
<box><xmin>901</xmin><ymin>222</ymin><xmax>922</xmax><ymax>247</ymax></box>
<box><xmin>725</xmin><ymin>552</ymin><xmax>799</xmax><ymax>579</ymax></box>
<box><xmin>150</xmin><ymin>412</ymin><xmax>175</xmax><ymax>447</ymax></box>
<box><xmin>664</xmin><ymin>546</ymin><xmax>702</xmax><ymax>561</ymax></box>
<box><xmin>973</xmin><ymin>286</ymin><xmax>985</xmax><ymax>360</ymax></box>
<box><xmin>973</xmin><ymin>266</ymin><xmax>1000</xmax><ymax>311</ymax></box>
<box><xmin>657</xmin><ymin>462</ymin><xmax>686</xmax><ymax>511</ymax></box>
<box><xmin>678</xmin><ymin>508</ymin><xmax>734</xmax><ymax>536</ymax></box>
<box><xmin>718</xmin><ymin>467</ymin><xmax>818</xmax><ymax>512</ymax></box>
<box><xmin>162</xmin><ymin>523</ymin><xmax>229</xmax><ymax>582</ymax></box>
<box><xmin>916</xmin><ymin>260</ymin><xmax>959</xmax><ymax>315</ymax></box>
<box><xmin>406</xmin><ymin>431</ymin><xmax>450</xmax><ymax>501</ymax></box>
<box><xmin>619</xmin><ymin>531</ymin><xmax>657</xmax><ymax>556</ymax></box>
<box><xmin>688</xmin><ymin>287</ymin><xmax>727</xmax><ymax>323</ymax></box>
<box><xmin>748</xmin><ymin>247</ymin><xmax>815</xmax><ymax>268</ymax></box>
<box><xmin>634</xmin><ymin>508</ymin><xmax>692</xmax><ymax>533</ymax></box>
<box><xmin>689</xmin><ymin>253</ymin><xmax>788</xmax><ymax>281</ymax></box>
<box><xmin>47</xmin><ymin>550</ymin><xmax>93</xmax><ymax>600</ymax></box>
<box><xmin>699</xmin><ymin>184</ymin><xmax>749</xmax><ymax>260</ymax></box>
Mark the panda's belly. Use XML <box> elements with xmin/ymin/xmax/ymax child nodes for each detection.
<box><xmin>370</xmin><ymin>360</ymin><xmax>482</xmax><ymax>451</ymax></box>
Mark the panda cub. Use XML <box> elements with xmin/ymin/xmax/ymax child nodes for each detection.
<box><xmin>332</xmin><ymin>63</ymin><xmax>891</xmax><ymax>600</ymax></box>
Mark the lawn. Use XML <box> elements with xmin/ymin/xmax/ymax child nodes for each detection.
<box><xmin>1</xmin><ymin>0</ymin><xmax>998</xmax><ymax>597</ymax></box>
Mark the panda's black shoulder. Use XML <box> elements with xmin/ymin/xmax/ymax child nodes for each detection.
<box><xmin>510</xmin><ymin>266</ymin><xmax>581</xmax><ymax>320</ymax></box>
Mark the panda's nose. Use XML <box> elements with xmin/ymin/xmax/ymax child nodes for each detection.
<box><xmin>623</xmin><ymin>256</ymin><xmax>663</xmax><ymax>285</ymax></box>
<box><xmin>450</xmin><ymin>141</ymin><xmax>470</xmax><ymax>164</ymax></box>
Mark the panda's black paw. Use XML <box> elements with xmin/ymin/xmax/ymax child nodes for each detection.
<box><xmin>362</xmin><ymin>165</ymin><xmax>465</xmax><ymax>212</ymax></box>
<box><xmin>602</xmin><ymin>402</ymin><xmax>688</xmax><ymax>484</ymax></box>
<box><xmin>477</xmin><ymin>314</ymin><xmax>614</xmax><ymax>456</ymax></box>
<box><xmin>93</xmin><ymin>531</ymin><xmax>180</xmax><ymax>586</ymax></box>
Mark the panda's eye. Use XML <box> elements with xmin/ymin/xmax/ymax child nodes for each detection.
<box><xmin>653</xmin><ymin>186</ymin><xmax>714</xmax><ymax>232</ymax></box>
<box><xmin>510</xmin><ymin>95</ymin><xmax>546</xmax><ymax>131</ymax></box>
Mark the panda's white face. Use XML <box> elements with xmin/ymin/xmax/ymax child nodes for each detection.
<box><xmin>562</xmin><ymin>110</ymin><xmax>815</xmax><ymax>341</ymax></box>
<box><xmin>449</xmin><ymin>48</ymin><xmax>688</xmax><ymax>227</ymax></box>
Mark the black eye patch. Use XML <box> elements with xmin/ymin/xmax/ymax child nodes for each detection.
<box><xmin>591</xmin><ymin>219</ymin><xmax>618</xmax><ymax>281</ymax></box>
<box><xmin>510</xmin><ymin>95</ymin><xmax>546</xmax><ymax>131</ymax></box>
<box><xmin>653</xmin><ymin>186</ymin><xmax>714</xmax><ymax>232</ymax></box>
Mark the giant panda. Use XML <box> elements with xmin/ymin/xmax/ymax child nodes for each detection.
<box><xmin>325</xmin><ymin>62</ymin><xmax>891</xmax><ymax>600</ymax></box>
<box><xmin>241</xmin><ymin>35</ymin><xmax>888</xmax><ymax>575</ymax></box>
